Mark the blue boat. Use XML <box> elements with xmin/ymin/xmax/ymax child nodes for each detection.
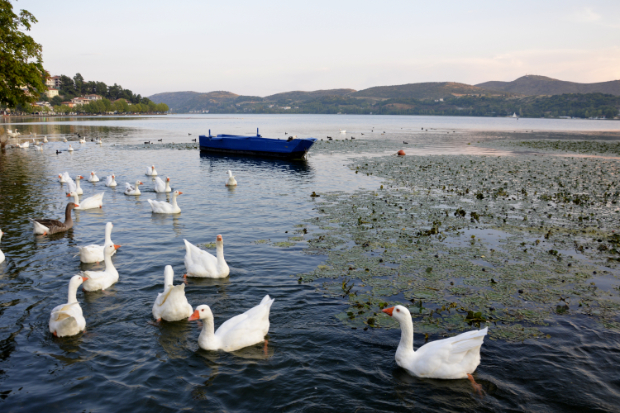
<box><xmin>199</xmin><ymin>129</ymin><xmax>317</xmax><ymax>159</ymax></box>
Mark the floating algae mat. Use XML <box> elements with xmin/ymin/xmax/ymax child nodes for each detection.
<box><xmin>479</xmin><ymin>138</ymin><xmax>620</xmax><ymax>156</ymax></box>
<box><xmin>294</xmin><ymin>153</ymin><xmax>620</xmax><ymax>341</ymax></box>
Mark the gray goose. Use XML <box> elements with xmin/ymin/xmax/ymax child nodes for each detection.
<box><xmin>31</xmin><ymin>203</ymin><xmax>77</xmax><ymax>235</ymax></box>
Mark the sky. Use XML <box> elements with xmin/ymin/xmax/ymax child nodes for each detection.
<box><xmin>20</xmin><ymin>0</ymin><xmax>620</xmax><ymax>97</ymax></box>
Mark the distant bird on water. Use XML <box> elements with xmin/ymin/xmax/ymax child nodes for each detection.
<box><xmin>191</xmin><ymin>138</ymin><xmax>196</xmax><ymax>142</ymax></box>
<box><xmin>56</xmin><ymin>150</ymin><xmax>62</xmax><ymax>154</ymax></box>
<box><xmin>403</xmin><ymin>141</ymin><xmax>409</xmax><ymax>144</ymax></box>
<box><xmin>188</xmin><ymin>133</ymin><xmax>192</xmax><ymax>136</ymax></box>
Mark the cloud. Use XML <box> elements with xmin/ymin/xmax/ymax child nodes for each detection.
<box><xmin>566</xmin><ymin>7</ymin><xmax>601</xmax><ymax>23</ymax></box>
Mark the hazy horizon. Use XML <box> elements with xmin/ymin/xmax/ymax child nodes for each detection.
<box><xmin>23</xmin><ymin>0</ymin><xmax>620</xmax><ymax>96</ymax></box>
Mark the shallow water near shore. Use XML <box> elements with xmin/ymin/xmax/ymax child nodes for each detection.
<box><xmin>1</xmin><ymin>114</ymin><xmax>620</xmax><ymax>412</ymax></box>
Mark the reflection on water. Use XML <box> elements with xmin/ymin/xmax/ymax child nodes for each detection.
<box><xmin>0</xmin><ymin>116</ymin><xmax>619</xmax><ymax>411</ymax></box>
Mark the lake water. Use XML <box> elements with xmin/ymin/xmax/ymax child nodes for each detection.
<box><xmin>1</xmin><ymin>114</ymin><xmax>619</xmax><ymax>412</ymax></box>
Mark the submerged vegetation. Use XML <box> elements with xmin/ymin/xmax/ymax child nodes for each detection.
<box><xmin>286</xmin><ymin>152</ymin><xmax>620</xmax><ymax>341</ymax></box>
<box><xmin>481</xmin><ymin>139</ymin><xmax>620</xmax><ymax>157</ymax></box>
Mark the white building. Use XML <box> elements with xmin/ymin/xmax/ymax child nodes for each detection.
<box><xmin>45</xmin><ymin>88</ymin><xmax>59</xmax><ymax>98</ymax></box>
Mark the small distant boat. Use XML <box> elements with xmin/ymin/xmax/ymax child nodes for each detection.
<box><xmin>512</xmin><ymin>112</ymin><xmax>518</xmax><ymax>118</ymax></box>
<box><xmin>199</xmin><ymin>129</ymin><xmax>316</xmax><ymax>159</ymax></box>
<box><xmin>340</xmin><ymin>129</ymin><xmax>346</xmax><ymax>133</ymax></box>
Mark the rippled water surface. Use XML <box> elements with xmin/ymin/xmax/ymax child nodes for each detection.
<box><xmin>1</xmin><ymin>115</ymin><xmax>620</xmax><ymax>412</ymax></box>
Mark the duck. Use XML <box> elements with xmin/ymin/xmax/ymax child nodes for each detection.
<box><xmin>188</xmin><ymin>295</ymin><xmax>274</xmax><ymax>352</ymax></box>
<box><xmin>49</xmin><ymin>275</ymin><xmax>87</xmax><ymax>337</ymax></box>
<box><xmin>68</xmin><ymin>190</ymin><xmax>104</xmax><ymax>210</ymax></box>
<box><xmin>88</xmin><ymin>171</ymin><xmax>99</xmax><ymax>182</ymax></box>
<box><xmin>225</xmin><ymin>170</ymin><xmax>237</xmax><ymax>186</ymax></box>
<box><xmin>145</xmin><ymin>165</ymin><xmax>158</xmax><ymax>176</ymax></box>
<box><xmin>82</xmin><ymin>243</ymin><xmax>121</xmax><ymax>292</ymax></box>
<box><xmin>152</xmin><ymin>265</ymin><xmax>193</xmax><ymax>322</ymax></box>
<box><xmin>124</xmin><ymin>180</ymin><xmax>143</xmax><ymax>196</ymax></box>
<box><xmin>68</xmin><ymin>144</ymin><xmax>74</xmax><ymax>152</ymax></box>
<box><xmin>74</xmin><ymin>175</ymin><xmax>84</xmax><ymax>195</ymax></box>
<box><xmin>105</xmin><ymin>174</ymin><xmax>118</xmax><ymax>187</ymax></box>
<box><xmin>382</xmin><ymin>305</ymin><xmax>487</xmax><ymax>389</ymax></box>
<box><xmin>154</xmin><ymin>176</ymin><xmax>171</xmax><ymax>193</ymax></box>
<box><xmin>76</xmin><ymin>222</ymin><xmax>118</xmax><ymax>263</ymax></box>
<box><xmin>183</xmin><ymin>235</ymin><xmax>229</xmax><ymax>278</ymax></box>
<box><xmin>148</xmin><ymin>190</ymin><xmax>182</xmax><ymax>213</ymax></box>
<box><xmin>0</xmin><ymin>229</ymin><xmax>5</xmax><ymax>264</ymax></box>
<box><xmin>31</xmin><ymin>202</ymin><xmax>77</xmax><ymax>235</ymax></box>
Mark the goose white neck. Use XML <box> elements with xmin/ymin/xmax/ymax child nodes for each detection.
<box><xmin>104</xmin><ymin>248</ymin><xmax>116</xmax><ymax>271</ymax></box>
<box><xmin>67</xmin><ymin>281</ymin><xmax>80</xmax><ymax>303</ymax></box>
<box><xmin>71</xmin><ymin>193</ymin><xmax>80</xmax><ymax>205</ymax></box>
<box><xmin>397</xmin><ymin>314</ymin><xmax>415</xmax><ymax>355</ymax></box>
<box><xmin>104</xmin><ymin>224</ymin><xmax>113</xmax><ymax>244</ymax></box>
<box><xmin>216</xmin><ymin>241</ymin><xmax>225</xmax><ymax>261</ymax></box>
<box><xmin>199</xmin><ymin>312</ymin><xmax>216</xmax><ymax>348</ymax></box>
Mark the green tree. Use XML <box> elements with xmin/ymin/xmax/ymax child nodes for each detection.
<box><xmin>0</xmin><ymin>0</ymin><xmax>46</xmax><ymax>107</ymax></box>
<box><xmin>73</xmin><ymin>73</ymin><xmax>84</xmax><ymax>95</ymax></box>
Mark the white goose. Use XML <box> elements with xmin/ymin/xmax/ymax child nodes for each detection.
<box><xmin>68</xmin><ymin>144</ymin><xmax>74</xmax><ymax>152</ymax></box>
<box><xmin>76</xmin><ymin>222</ymin><xmax>118</xmax><ymax>263</ymax></box>
<box><xmin>43</xmin><ymin>136</ymin><xmax>48</xmax><ymax>143</ymax></box>
<box><xmin>105</xmin><ymin>174</ymin><xmax>118</xmax><ymax>187</ymax></box>
<box><xmin>74</xmin><ymin>175</ymin><xmax>84</xmax><ymax>195</ymax></box>
<box><xmin>49</xmin><ymin>275</ymin><xmax>87</xmax><ymax>337</ymax></box>
<box><xmin>58</xmin><ymin>172</ymin><xmax>69</xmax><ymax>183</ymax></box>
<box><xmin>382</xmin><ymin>305</ymin><xmax>487</xmax><ymax>389</ymax></box>
<box><xmin>124</xmin><ymin>180</ymin><xmax>143</xmax><ymax>196</ymax></box>
<box><xmin>183</xmin><ymin>235</ymin><xmax>229</xmax><ymax>278</ymax></box>
<box><xmin>63</xmin><ymin>137</ymin><xmax>68</xmax><ymax>142</ymax></box>
<box><xmin>19</xmin><ymin>141</ymin><xmax>29</xmax><ymax>148</ymax></box>
<box><xmin>189</xmin><ymin>295</ymin><xmax>274</xmax><ymax>352</ymax></box>
<box><xmin>148</xmin><ymin>190</ymin><xmax>182</xmax><ymax>213</ymax></box>
<box><xmin>79</xmin><ymin>137</ymin><xmax>86</xmax><ymax>144</ymax></box>
<box><xmin>68</xmin><ymin>187</ymin><xmax>104</xmax><ymax>210</ymax></box>
<box><xmin>154</xmin><ymin>176</ymin><xmax>171</xmax><ymax>193</ymax></box>
<box><xmin>145</xmin><ymin>165</ymin><xmax>158</xmax><ymax>176</ymax></box>
<box><xmin>96</xmin><ymin>138</ymin><xmax>103</xmax><ymax>145</ymax></box>
<box><xmin>225</xmin><ymin>170</ymin><xmax>237</xmax><ymax>186</ymax></box>
<box><xmin>88</xmin><ymin>171</ymin><xmax>99</xmax><ymax>182</ymax></box>
<box><xmin>0</xmin><ymin>229</ymin><xmax>5</xmax><ymax>264</ymax></box>
<box><xmin>152</xmin><ymin>265</ymin><xmax>193</xmax><ymax>322</ymax></box>
<box><xmin>82</xmin><ymin>243</ymin><xmax>120</xmax><ymax>292</ymax></box>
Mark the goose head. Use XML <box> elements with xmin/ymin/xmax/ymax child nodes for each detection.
<box><xmin>69</xmin><ymin>274</ymin><xmax>87</xmax><ymax>289</ymax></box>
<box><xmin>216</xmin><ymin>234</ymin><xmax>223</xmax><ymax>245</ymax></box>
<box><xmin>135</xmin><ymin>180</ymin><xmax>143</xmax><ymax>186</ymax></box>
<box><xmin>189</xmin><ymin>305</ymin><xmax>213</xmax><ymax>321</ymax></box>
<box><xmin>166</xmin><ymin>177</ymin><xmax>170</xmax><ymax>182</ymax></box>
<box><xmin>173</xmin><ymin>190</ymin><xmax>183</xmax><ymax>197</ymax></box>
<box><xmin>382</xmin><ymin>305</ymin><xmax>411</xmax><ymax>323</ymax></box>
<box><xmin>90</xmin><ymin>171</ymin><xmax>96</xmax><ymax>177</ymax></box>
<box><xmin>77</xmin><ymin>175</ymin><xmax>84</xmax><ymax>181</ymax></box>
<box><xmin>104</xmin><ymin>243</ymin><xmax>121</xmax><ymax>257</ymax></box>
<box><xmin>58</xmin><ymin>174</ymin><xmax>63</xmax><ymax>180</ymax></box>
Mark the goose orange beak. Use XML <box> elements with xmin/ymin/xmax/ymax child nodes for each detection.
<box><xmin>114</xmin><ymin>244</ymin><xmax>121</xmax><ymax>250</ymax></box>
<box><xmin>81</xmin><ymin>276</ymin><xmax>89</xmax><ymax>281</ymax></box>
<box><xmin>166</xmin><ymin>177</ymin><xmax>170</xmax><ymax>181</ymax></box>
<box><xmin>188</xmin><ymin>310</ymin><xmax>200</xmax><ymax>321</ymax></box>
<box><xmin>382</xmin><ymin>307</ymin><xmax>394</xmax><ymax>316</ymax></box>
<box><xmin>178</xmin><ymin>191</ymin><xmax>183</xmax><ymax>195</ymax></box>
<box><xmin>139</xmin><ymin>181</ymin><xmax>143</xmax><ymax>185</ymax></box>
<box><xmin>216</xmin><ymin>234</ymin><xmax>223</xmax><ymax>241</ymax></box>
<box><xmin>66</xmin><ymin>193</ymin><xmax>70</xmax><ymax>197</ymax></box>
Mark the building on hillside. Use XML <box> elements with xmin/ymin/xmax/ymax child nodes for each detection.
<box><xmin>46</xmin><ymin>88</ymin><xmax>59</xmax><ymax>98</ymax></box>
<box><xmin>113</xmin><ymin>98</ymin><xmax>132</xmax><ymax>106</ymax></box>
<box><xmin>84</xmin><ymin>94</ymin><xmax>102</xmax><ymax>101</ymax></box>
<box><xmin>62</xmin><ymin>101</ymin><xmax>75</xmax><ymax>108</ymax></box>
<box><xmin>45</xmin><ymin>76</ymin><xmax>62</xmax><ymax>89</ymax></box>
<box><xmin>71</xmin><ymin>97</ymin><xmax>89</xmax><ymax>106</ymax></box>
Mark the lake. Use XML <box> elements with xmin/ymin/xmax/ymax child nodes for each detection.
<box><xmin>1</xmin><ymin>114</ymin><xmax>620</xmax><ymax>412</ymax></box>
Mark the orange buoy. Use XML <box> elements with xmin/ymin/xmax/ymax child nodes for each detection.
<box><xmin>397</xmin><ymin>150</ymin><xmax>406</xmax><ymax>156</ymax></box>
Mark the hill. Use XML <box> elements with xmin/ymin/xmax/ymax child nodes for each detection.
<box><xmin>352</xmin><ymin>82</ymin><xmax>511</xmax><ymax>100</ymax></box>
<box><xmin>476</xmin><ymin>75</ymin><xmax>620</xmax><ymax>96</ymax></box>
<box><xmin>148</xmin><ymin>91</ymin><xmax>239</xmax><ymax>112</ymax></box>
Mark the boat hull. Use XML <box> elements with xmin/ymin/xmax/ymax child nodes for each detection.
<box><xmin>199</xmin><ymin>134</ymin><xmax>316</xmax><ymax>159</ymax></box>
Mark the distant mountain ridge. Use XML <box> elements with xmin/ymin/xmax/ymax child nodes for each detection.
<box><xmin>476</xmin><ymin>75</ymin><xmax>620</xmax><ymax>96</ymax></box>
<box><xmin>148</xmin><ymin>75</ymin><xmax>620</xmax><ymax>113</ymax></box>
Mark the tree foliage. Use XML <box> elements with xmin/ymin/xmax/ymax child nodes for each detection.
<box><xmin>0</xmin><ymin>0</ymin><xmax>46</xmax><ymax>107</ymax></box>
